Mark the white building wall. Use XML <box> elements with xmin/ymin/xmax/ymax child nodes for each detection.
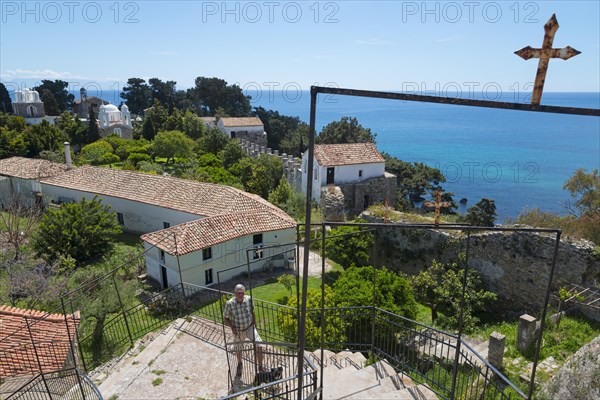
<box><xmin>0</xmin><ymin>177</ymin><xmax>41</xmax><ymax>207</ymax></box>
<box><xmin>145</xmin><ymin>228</ymin><xmax>296</xmax><ymax>288</ymax></box>
<box><xmin>40</xmin><ymin>185</ymin><xmax>203</xmax><ymax>234</ymax></box>
<box><xmin>301</xmin><ymin>152</ymin><xmax>385</xmax><ymax>204</ymax></box>
<box><xmin>217</xmin><ymin>120</ymin><xmax>264</xmax><ymax>139</ymax></box>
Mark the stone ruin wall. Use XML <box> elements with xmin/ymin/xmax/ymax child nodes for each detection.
<box><xmin>238</xmin><ymin>138</ymin><xmax>302</xmax><ymax>191</ymax></box>
<box><xmin>361</xmin><ymin>213</ymin><xmax>600</xmax><ymax>319</ymax></box>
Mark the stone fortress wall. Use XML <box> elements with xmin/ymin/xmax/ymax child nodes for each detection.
<box><xmin>361</xmin><ymin>213</ymin><xmax>600</xmax><ymax>320</ymax></box>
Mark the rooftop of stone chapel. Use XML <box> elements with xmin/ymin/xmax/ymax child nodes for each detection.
<box><xmin>219</xmin><ymin>117</ymin><xmax>264</xmax><ymax>127</ymax></box>
<box><xmin>314</xmin><ymin>142</ymin><xmax>385</xmax><ymax>167</ymax></box>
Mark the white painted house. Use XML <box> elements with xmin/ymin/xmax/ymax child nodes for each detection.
<box><xmin>0</xmin><ymin>157</ymin><xmax>297</xmax><ymax>289</ymax></box>
<box><xmin>217</xmin><ymin>117</ymin><xmax>267</xmax><ymax>147</ymax></box>
<box><xmin>140</xmin><ymin>212</ymin><xmax>295</xmax><ymax>288</ymax></box>
<box><xmin>301</xmin><ymin>143</ymin><xmax>386</xmax><ymax>203</ymax></box>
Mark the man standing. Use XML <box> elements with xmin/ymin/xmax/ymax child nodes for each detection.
<box><xmin>223</xmin><ymin>284</ymin><xmax>264</xmax><ymax>376</ymax></box>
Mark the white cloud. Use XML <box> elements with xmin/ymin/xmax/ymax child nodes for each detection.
<box><xmin>1</xmin><ymin>69</ymin><xmax>122</xmax><ymax>82</ymax></box>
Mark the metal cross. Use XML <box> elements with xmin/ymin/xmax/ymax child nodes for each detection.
<box><xmin>424</xmin><ymin>188</ymin><xmax>452</xmax><ymax>227</ymax></box>
<box><xmin>515</xmin><ymin>14</ymin><xmax>581</xmax><ymax>105</ymax></box>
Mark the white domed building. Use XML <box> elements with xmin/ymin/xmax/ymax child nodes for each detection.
<box><xmin>98</xmin><ymin>103</ymin><xmax>133</xmax><ymax>139</ymax></box>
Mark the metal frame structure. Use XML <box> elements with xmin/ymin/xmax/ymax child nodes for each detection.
<box><xmin>297</xmin><ymin>85</ymin><xmax>599</xmax><ymax>399</ymax></box>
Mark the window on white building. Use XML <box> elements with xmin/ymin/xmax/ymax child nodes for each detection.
<box><xmin>117</xmin><ymin>212</ymin><xmax>124</xmax><ymax>225</ymax></box>
<box><xmin>205</xmin><ymin>268</ymin><xmax>213</xmax><ymax>285</ymax></box>
<box><xmin>359</xmin><ymin>170</ymin><xmax>363</xmax><ymax>178</ymax></box>
<box><xmin>202</xmin><ymin>247</ymin><xmax>212</xmax><ymax>261</ymax></box>
<box><xmin>253</xmin><ymin>234</ymin><xmax>263</xmax><ymax>259</ymax></box>
<box><xmin>160</xmin><ymin>250</ymin><xmax>165</xmax><ymax>264</ymax></box>
<box><xmin>163</xmin><ymin>222</ymin><xmax>170</xmax><ymax>229</ymax></box>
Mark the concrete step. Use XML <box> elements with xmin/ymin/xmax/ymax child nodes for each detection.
<box><xmin>333</xmin><ymin>350</ymin><xmax>367</xmax><ymax>370</ymax></box>
<box><xmin>378</xmin><ymin>384</ymin><xmax>439</xmax><ymax>400</ymax></box>
<box><xmin>322</xmin><ymin>360</ymin><xmax>398</xmax><ymax>399</ymax></box>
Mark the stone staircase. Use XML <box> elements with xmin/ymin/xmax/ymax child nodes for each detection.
<box><xmin>309</xmin><ymin>349</ymin><xmax>439</xmax><ymax>399</ymax></box>
<box><xmin>89</xmin><ymin>317</ymin><xmax>448</xmax><ymax>399</ymax></box>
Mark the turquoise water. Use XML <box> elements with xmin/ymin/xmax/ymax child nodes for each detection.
<box><xmin>249</xmin><ymin>91</ymin><xmax>600</xmax><ymax>222</ymax></box>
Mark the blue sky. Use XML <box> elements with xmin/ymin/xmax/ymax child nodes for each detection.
<box><xmin>1</xmin><ymin>1</ymin><xmax>599</xmax><ymax>99</ymax></box>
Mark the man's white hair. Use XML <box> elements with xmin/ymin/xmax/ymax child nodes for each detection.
<box><xmin>234</xmin><ymin>284</ymin><xmax>245</xmax><ymax>293</ymax></box>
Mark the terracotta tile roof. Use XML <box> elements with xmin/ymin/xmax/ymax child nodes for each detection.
<box><xmin>219</xmin><ymin>117</ymin><xmax>263</xmax><ymax>127</ymax></box>
<box><xmin>0</xmin><ymin>157</ymin><xmax>69</xmax><ymax>180</ymax></box>
<box><xmin>40</xmin><ymin>165</ymin><xmax>294</xmax><ymax>220</ymax></box>
<box><xmin>0</xmin><ymin>306</ymin><xmax>79</xmax><ymax>377</ymax></box>
<box><xmin>314</xmin><ymin>143</ymin><xmax>385</xmax><ymax>167</ymax></box>
<box><xmin>140</xmin><ymin>211</ymin><xmax>296</xmax><ymax>255</ymax></box>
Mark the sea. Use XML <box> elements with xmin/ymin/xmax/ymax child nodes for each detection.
<box><xmin>245</xmin><ymin>90</ymin><xmax>600</xmax><ymax>222</ymax></box>
<box><xmin>20</xmin><ymin>88</ymin><xmax>599</xmax><ymax>222</ymax></box>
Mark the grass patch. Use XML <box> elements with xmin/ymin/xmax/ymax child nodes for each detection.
<box><xmin>151</xmin><ymin>377</ymin><xmax>163</xmax><ymax>386</ymax></box>
<box><xmin>473</xmin><ymin>313</ymin><xmax>600</xmax><ymax>392</ymax></box>
<box><xmin>250</xmin><ymin>276</ymin><xmax>322</xmax><ymax>304</ymax></box>
<box><xmin>151</xmin><ymin>369</ymin><xmax>166</xmax><ymax>375</ymax></box>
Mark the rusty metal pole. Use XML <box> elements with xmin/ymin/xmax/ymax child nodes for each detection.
<box><xmin>297</xmin><ymin>86</ymin><xmax>318</xmax><ymax>400</ymax></box>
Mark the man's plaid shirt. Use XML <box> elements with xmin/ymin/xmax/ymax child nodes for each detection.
<box><xmin>224</xmin><ymin>295</ymin><xmax>253</xmax><ymax>331</ymax></box>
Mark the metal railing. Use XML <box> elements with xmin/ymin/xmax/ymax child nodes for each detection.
<box><xmin>1</xmin><ymin>279</ymin><xmax>525</xmax><ymax>399</ymax></box>
<box><xmin>219</xmin><ymin>343</ymin><xmax>318</xmax><ymax>400</ymax></box>
<box><xmin>5</xmin><ymin>368</ymin><xmax>102</xmax><ymax>400</ymax></box>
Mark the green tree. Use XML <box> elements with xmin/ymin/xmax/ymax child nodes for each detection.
<box><xmin>196</xmin><ymin>127</ymin><xmax>230</xmax><ymax>155</ymax></box>
<box><xmin>182</xmin><ymin>110</ymin><xmax>207</xmax><ymax>139</ymax></box>
<box><xmin>149</xmin><ymin>78</ymin><xmax>177</xmax><ymax>111</ymax></box>
<box><xmin>80</xmin><ymin>141</ymin><xmax>115</xmax><ymax>165</ymax></box>
<box><xmin>0</xmin><ymin>127</ymin><xmax>28</xmax><ymax>158</ymax></box>
<box><xmin>332</xmin><ymin>266</ymin><xmax>417</xmax><ymax>345</ymax></box>
<box><xmin>31</xmin><ymin>196</ymin><xmax>122</xmax><ymax>265</ymax></box>
<box><xmin>383</xmin><ymin>153</ymin><xmax>446</xmax><ymax>208</ymax></box>
<box><xmin>58</xmin><ymin>111</ymin><xmax>86</xmax><ymax>145</ymax></box>
<box><xmin>192</xmin><ymin>76</ymin><xmax>251</xmax><ymax>116</ymax></box>
<box><xmin>120</xmin><ymin>78</ymin><xmax>152</xmax><ymax>114</ymax></box>
<box><xmin>87</xmin><ymin>108</ymin><xmax>101</xmax><ymax>143</ymax></box>
<box><xmin>241</xmin><ymin>155</ymin><xmax>283</xmax><ymax>199</ymax></box>
<box><xmin>325</xmin><ymin>224</ymin><xmax>374</xmax><ymax>269</ymax></box>
<box><xmin>164</xmin><ymin>107</ymin><xmax>184</xmax><ymax>131</ymax></box>
<box><xmin>189</xmin><ymin>166</ymin><xmax>241</xmax><ymax>187</ymax></box>
<box><xmin>277</xmin><ymin>274</ymin><xmax>295</xmax><ymax>297</ymax></box>
<box><xmin>278</xmin><ymin>285</ymin><xmax>346</xmax><ymax>348</ymax></box>
<box><xmin>317</xmin><ymin>117</ymin><xmax>376</xmax><ymax>144</ymax></box>
<box><xmin>222</xmin><ymin>140</ymin><xmax>246</xmax><ymax>169</ymax></box>
<box><xmin>252</xmin><ymin>107</ymin><xmax>306</xmax><ymax>150</ymax></box>
<box><xmin>563</xmin><ymin>169</ymin><xmax>600</xmax><ymax>216</ymax></box>
<box><xmin>142</xmin><ymin>117</ymin><xmax>156</xmax><ymax>141</ymax></box>
<box><xmin>0</xmin><ymin>194</ymin><xmax>41</xmax><ymax>260</ymax></box>
<box><xmin>333</xmin><ymin>266</ymin><xmax>417</xmax><ymax>318</ymax></box>
<box><xmin>27</xmin><ymin>120</ymin><xmax>65</xmax><ymax>157</ymax></box>
<box><xmin>32</xmin><ymin>80</ymin><xmax>74</xmax><ymax>112</ymax></box>
<box><xmin>279</xmin><ymin>126</ymin><xmax>309</xmax><ymax>157</ymax></box>
<box><xmin>0</xmin><ymin>83</ymin><xmax>13</xmax><ymax>114</ymax></box>
<box><xmin>269</xmin><ymin>177</ymin><xmax>294</xmax><ymax>209</ymax></box>
<box><xmin>0</xmin><ymin>112</ymin><xmax>26</xmax><ymax>132</ymax></box>
<box><xmin>152</xmin><ymin>130</ymin><xmax>194</xmax><ymax>163</ymax></box>
<box><xmin>69</xmin><ymin>268</ymin><xmax>138</xmax><ymax>363</ymax></box>
<box><xmin>39</xmin><ymin>88</ymin><xmax>61</xmax><ymax>115</ymax></box>
<box><xmin>146</xmin><ymin>99</ymin><xmax>169</xmax><ymax>133</ymax></box>
<box><xmin>462</xmin><ymin>198</ymin><xmax>497</xmax><ymax>226</ymax></box>
<box><xmin>412</xmin><ymin>259</ymin><xmax>496</xmax><ymax>332</ymax></box>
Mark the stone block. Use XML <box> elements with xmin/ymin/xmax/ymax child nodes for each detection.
<box><xmin>488</xmin><ymin>331</ymin><xmax>505</xmax><ymax>370</ymax></box>
<box><xmin>517</xmin><ymin>314</ymin><xmax>538</xmax><ymax>352</ymax></box>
